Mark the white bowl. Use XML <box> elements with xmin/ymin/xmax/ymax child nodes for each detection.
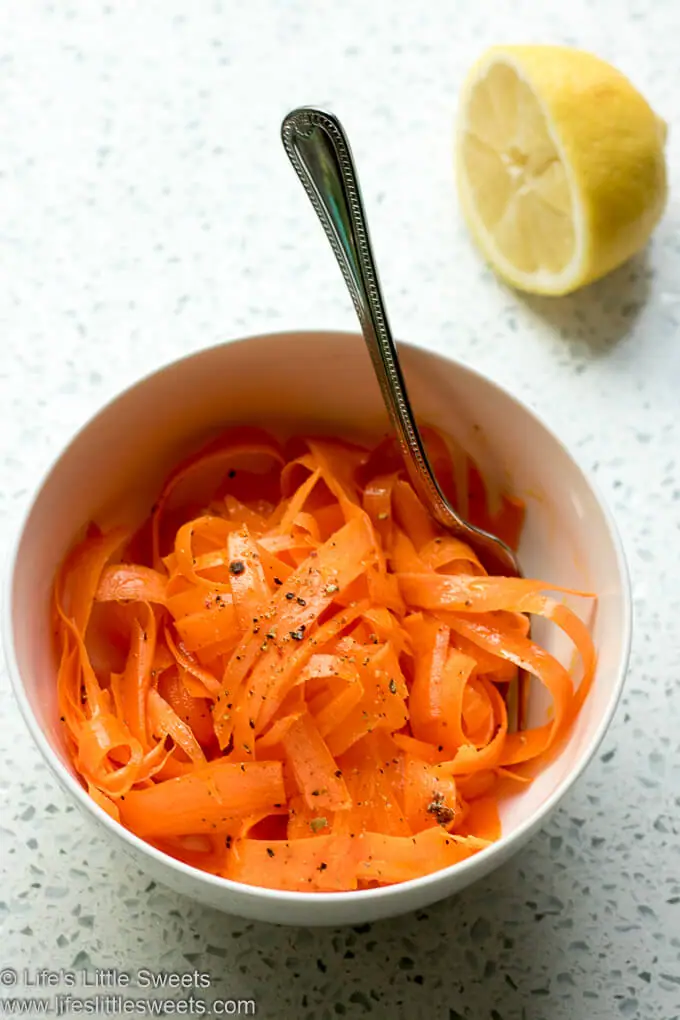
<box><xmin>4</xmin><ymin>330</ymin><xmax>631</xmax><ymax>926</ymax></box>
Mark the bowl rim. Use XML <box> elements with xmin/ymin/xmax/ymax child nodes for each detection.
<box><xmin>3</xmin><ymin>328</ymin><xmax>632</xmax><ymax>907</ymax></box>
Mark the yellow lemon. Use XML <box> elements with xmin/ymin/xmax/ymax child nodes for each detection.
<box><xmin>456</xmin><ymin>45</ymin><xmax>668</xmax><ymax>295</ymax></box>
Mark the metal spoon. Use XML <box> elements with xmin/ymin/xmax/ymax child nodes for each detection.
<box><xmin>281</xmin><ymin>106</ymin><xmax>528</xmax><ymax>729</ymax></box>
<box><xmin>281</xmin><ymin>106</ymin><xmax>522</xmax><ymax>581</ymax></box>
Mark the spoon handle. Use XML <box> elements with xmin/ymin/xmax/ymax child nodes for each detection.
<box><xmin>280</xmin><ymin>106</ymin><xmax>452</xmax><ymax>527</ymax></box>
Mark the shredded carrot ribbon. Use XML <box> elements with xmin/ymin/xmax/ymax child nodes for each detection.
<box><xmin>53</xmin><ymin>426</ymin><xmax>595</xmax><ymax>891</ymax></box>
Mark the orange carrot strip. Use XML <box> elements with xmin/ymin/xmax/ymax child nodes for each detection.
<box><xmin>287</xmin><ymin>793</ymin><xmax>334</xmax><ymax>839</ymax></box>
<box><xmin>403</xmin><ymin>757</ymin><xmax>458</xmax><ymax>833</ymax></box>
<box><xmin>226</xmin><ymin>526</ymin><xmax>270</xmax><ymax>628</ymax></box>
<box><xmin>434</xmin><ymin>680</ymin><xmax>508</xmax><ymax>776</ymax></box>
<box><xmin>398</xmin><ymin>574</ymin><xmax>593</xmax><ymax>613</ymax></box>
<box><xmin>146</xmin><ymin>687</ymin><xmax>206</xmax><ymax>764</ymax></box>
<box><xmin>419</xmin><ymin>536</ymin><xmax>485</xmax><ymax>575</ymax></box>
<box><xmin>87</xmin><ymin>781</ymin><xmax>121</xmax><ymax>822</ymax></box>
<box><xmin>456</xmin><ymin>770</ymin><xmax>498</xmax><ymax>800</ymax></box>
<box><xmin>56</xmin><ymin>610</ymin><xmax>109</xmax><ymax>719</ymax></box>
<box><xmin>174</xmin><ymin>603</ymin><xmax>239</xmax><ymax>653</ymax></box>
<box><xmin>119</xmin><ymin>760</ymin><xmax>285</xmax><ymax>837</ymax></box>
<box><xmin>360</xmin><ymin>605</ymin><xmax>409</xmax><ymax>651</ymax></box>
<box><xmin>154</xmin><ymin>834</ymin><xmax>228</xmax><ymax>876</ymax></box>
<box><xmin>233</xmin><ymin>516</ymin><xmax>376</xmax><ymax>740</ymax></box>
<box><xmin>214</xmin><ymin>516</ymin><xmax>373</xmax><ymax>747</ymax></box>
<box><xmin>253</xmin><ymin>542</ymin><xmax>294</xmax><ymax>587</ymax></box>
<box><xmin>164</xmin><ymin>627</ymin><xmax>222</xmax><ymax>698</ymax></box>
<box><xmin>75</xmin><ymin>713</ymin><xmax>143</xmax><ymax>796</ymax></box>
<box><xmin>392</xmin><ymin>479</ymin><xmax>437</xmax><ymax>550</ymax></box>
<box><xmin>117</xmin><ymin>603</ymin><xmax>156</xmax><ymax>745</ymax></box>
<box><xmin>313</xmin><ymin>677</ymin><xmax>364</xmax><ymax>740</ymax></box>
<box><xmin>151</xmin><ymin>426</ymin><xmax>284</xmax><ymax>568</ymax></box>
<box><xmin>355</xmin><ymin>828</ymin><xmax>489</xmax><ymax>885</ymax></box>
<box><xmin>451</xmin><ymin>630</ymin><xmax>518</xmax><ymax>680</ymax></box>
<box><xmin>174</xmin><ymin>518</ymin><xmax>233</xmax><ymax>592</ymax></box>
<box><xmin>226</xmin><ymin>833</ymin><xmax>356</xmax><ymax>892</ymax></box>
<box><xmin>363</xmin><ymin>472</ymin><xmax>397</xmax><ymax>546</ymax></box>
<box><xmin>224</xmin><ymin>495</ymin><xmax>269</xmax><ymax>533</ymax></box>
<box><xmin>392</xmin><ymin>734</ymin><xmax>450</xmax><ymax>764</ymax></box>
<box><xmin>461</xmin><ymin>676</ymin><xmax>497</xmax><ymax>747</ymax></box>
<box><xmin>404</xmin><ymin>615</ymin><xmax>452</xmax><ymax>745</ymax></box>
<box><xmin>158</xmin><ymin>669</ymin><xmax>215</xmax><ymax>747</ymax></box>
<box><xmin>165</xmin><ymin>583</ymin><xmax>225</xmax><ymax>619</ymax></box>
<box><xmin>446</xmin><ymin>611</ymin><xmax>582</xmax><ymax>763</ymax></box>
<box><xmin>57</xmin><ymin>644</ymin><xmax>85</xmax><ymax>735</ymax></box>
<box><xmin>338</xmin><ymin>732</ymin><xmax>409</xmax><ymax>837</ymax></box>
<box><xmin>325</xmin><ymin>645</ymin><xmax>409</xmax><ymax>758</ymax></box>
<box><xmin>55</xmin><ymin>527</ymin><xmax>129</xmax><ymax>634</ymax></box>
<box><xmin>177</xmin><ymin>664</ymin><xmax>218</xmax><ymax>700</ymax></box>
<box><xmin>96</xmin><ymin>564</ymin><xmax>168</xmax><ymax>605</ymax></box>
<box><xmin>277</xmin><ymin>468</ymin><xmax>322</xmax><ymax>534</ymax></box>
<box><xmin>254</xmin><ymin>712</ymin><xmax>305</xmax><ymax>759</ymax></box>
<box><xmin>459</xmin><ymin>794</ymin><xmax>502</xmax><ymax>841</ymax></box>
<box><xmin>281</xmin><ymin>712</ymin><xmax>352</xmax><ymax>813</ymax></box>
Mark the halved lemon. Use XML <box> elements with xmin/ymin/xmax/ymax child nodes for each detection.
<box><xmin>456</xmin><ymin>45</ymin><xmax>668</xmax><ymax>295</ymax></box>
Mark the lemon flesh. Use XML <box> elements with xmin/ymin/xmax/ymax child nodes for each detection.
<box><xmin>456</xmin><ymin>45</ymin><xmax>668</xmax><ymax>295</ymax></box>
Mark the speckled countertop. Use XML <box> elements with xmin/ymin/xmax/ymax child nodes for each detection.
<box><xmin>1</xmin><ymin>2</ymin><xmax>679</xmax><ymax>1018</ymax></box>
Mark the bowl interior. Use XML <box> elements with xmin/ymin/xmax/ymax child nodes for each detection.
<box><xmin>8</xmin><ymin>330</ymin><xmax>628</xmax><ymax>850</ymax></box>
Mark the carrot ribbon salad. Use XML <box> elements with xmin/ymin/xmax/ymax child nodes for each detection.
<box><xmin>53</xmin><ymin>426</ymin><xmax>596</xmax><ymax>892</ymax></box>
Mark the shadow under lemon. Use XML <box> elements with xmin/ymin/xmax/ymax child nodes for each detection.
<box><xmin>517</xmin><ymin>251</ymin><xmax>652</xmax><ymax>356</ymax></box>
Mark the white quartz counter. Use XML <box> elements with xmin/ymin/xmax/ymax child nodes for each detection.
<box><xmin>1</xmin><ymin>2</ymin><xmax>679</xmax><ymax>1017</ymax></box>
